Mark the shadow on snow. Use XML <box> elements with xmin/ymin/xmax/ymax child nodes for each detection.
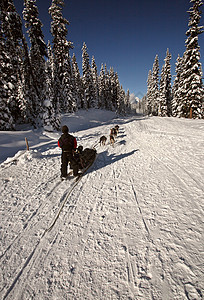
<box><xmin>90</xmin><ymin>149</ymin><xmax>139</xmax><ymax>173</ymax></box>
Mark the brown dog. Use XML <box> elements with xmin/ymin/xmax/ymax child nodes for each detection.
<box><xmin>100</xmin><ymin>135</ymin><xmax>107</xmax><ymax>146</ymax></box>
<box><xmin>110</xmin><ymin>127</ymin><xmax>117</xmax><ymax>137</ymax></box>
<box><xmin>110</xmin><ymin>134</ymin><xmax>115</xmax><ymax>146</ymax></box>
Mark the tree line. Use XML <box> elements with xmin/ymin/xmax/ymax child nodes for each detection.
<box><xmin>0</xmin><ymin>0</ymin><xmax>131</xmax><ymax>131</ymax></box>
<box><xmin>146</xmin><ymin>0</ymin><xmax>204</xmax><ymax>119</ymax></box>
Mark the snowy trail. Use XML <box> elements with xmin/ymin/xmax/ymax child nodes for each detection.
<box><xmin>0</xmin><ymin>111</ymin><xmax>203</xmax><ymax>299</ymax></box>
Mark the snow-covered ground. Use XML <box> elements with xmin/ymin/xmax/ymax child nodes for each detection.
<box><xmin>0</xmin><ymin>109</ymin><xmax>203</xmax><ymax>300</ymax></box>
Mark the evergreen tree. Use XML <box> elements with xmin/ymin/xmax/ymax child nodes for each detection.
<box><xmin>104</xmin><ymin>64</ymin><xmax>111</xmax><ymax>110</ymax></box>
<box><xmin>141</xmin><ymin>95</ymin><xmax>147</xmax><ymax>115</ymax></box>
<box><xmin>72</xmin><ymin>53</ymin><xmax>84</xmax><ymax>109</ymax></box>
<box><xmin>62</xmin><ymin>52</ymin><xmax>76</xmax><ymax>112</ymax></box>
<box><xmin>159</xmin><ymin>49</ymin><xmax>172</xmax><ymax>117</ymax></box>
<box><xmin>146</xmin><ymin>70</ymin><xmax>153</xmax><ymax>115</ymax></box>
<box><xmin>109</xmin><ymin>67</ymin><xmax>116</xmax><ymax>110</ymax></box>
<box><xmin>116</xmin><ymin>85</ymin><xmax>126</xmax><ymax>115</ymax></box>
<box><xmin>23</xmin><ymin>0</ymin><xmax>47</xmax><ymax>57</ymax></box>
<box><xmin>98</xmin><ymin>64</ymin><xmax>106</xmax><ymax>109</ymax></box>
<box><xmin>152</xmin><ymin>55</ymin><xmax>160</xmax><ymax>115</ymax></box>
<box><xmin>125</xmin><ymin>89</ymin><xmax>131</xmax><ymax>114</ymax></box>
<box><xmin>17</xmin><ymin>36</ymin><xmax>34</xmax><ymax>124</ymax></box>
<box><xmin>159</xmin><ymin>65</ymin><xmax>166</xmax><ymax>116</ymax></box>
<box><xmin>43</xmin><ymin>41</ymin><xmax>60</xmax><ymax>130</ymax></box>
<box><xmin>82</xmin><ymin>42</ymin><xmax>95</xmax><ymax>109</ymax></box>
<box><xmin>172</xmin><ymin>55</ymin><xmax>184</xmax><ymax>117</ymax></box>
<box><xmin>181</xmin><ymin>0</ymin><xmax>204</xmax><ymax>118</ymax></box>
<box><xmin>49</xmin><ymin>0</ymin><xmax>74</xmax><ymax>113</ymax></box>
<box><xmin>0</xmin><ymin>0</ymin><xmax>24</xmax><ymax>127</ymax></box>
<box><xmin>0</xmin><ymin>23</ymin><xmax>14</xmax><ymax>130</ymax></box>
<box><xmin>91</xmin><ymin>56</ymin><xmax>99</xmax><ymax>108</ymax></box>
<box><xmin>23</xmin><ymin>0</ymin><xmax>47</xmax><ymax>127</ymax></box>
<box><xmin>110</xmin><ymin>68</ymin><xmax>120</xmax><ymax>110</ymax></box>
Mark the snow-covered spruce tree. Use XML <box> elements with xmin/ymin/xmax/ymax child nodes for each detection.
<box><xmin>105</xmin><ymin>65</ymin><xmax>120</xmax><ymax>111</ymax></box>
<box><xmin>181</xmin><ymin>0</ymin><xmax>204</xmax><ymax>118</ymax></box>
<box><xmin>72</xmin><ymin>53</ymin><xmax>84</xmax><ymax>109</ymax></box>
<box><xmin>125</xmin><ymin>89</ymin><xmax>130</xmax><ymax>106</ymax></box>
<box><xmin>109</xmin><ymin>67</ymin><xmax>116</xmax><ymax>110</ymax></box>
<box><xmin>172</xmin><ymin>55</ymin><xmax>184</xmax><ymax>117</ymax></box>
<box><xmin>110</xmin><ymin>68</ymin><xmax>120</xmax><ymax>110</ymax></box>
<box><xmin>125</xmin><ymin>89</ymin><xmax>131</xmax><ymax>114</ymax></box>
<box><xmin>104</xmin><ymin>64</ymin><xmax>112</xmax><ymax>110</ymax></box>
<box><xmin>23</xmin><ymin>0</ymin><xmax>48</xmax><ymax>127</ymax></box>
<box><xmin>62</xmin><ymin>52</ymin><xmax>77</xmax><ymax>113</ymax></box>
<box><xmin>23</xmin><ymin>0</ymin><xmax>47</xmax><ymax>59</ymax></box>
<box><xmin>20</xmin><ymin>34</ymin><xmax>51</xmax><ymax>128</ymax></box>
<box><xmin>47</xmin><ymin>41</ymin><xmax>54</xmax><ymax>78</ymax></box>
<box><xmin>159</xmin><ymin>48</ymin><xmax>172</xmax><ymax>117</ymax></box>
<box><xmin>0</xmin><ymin>23</ymin><xmax>14</xmax><ymax>130</ymax></box>
<box><xmin>0</xmin><ymin>0</ymin><xmax>24</xmax><ymax>127</ymax></box>
<box><xmin>116</xmin><ymin>85</ymin><xmax>126</xmax><ymax>115</ymax></box>
<box><xmin>151</xmin><ymin>55</ymin><xmax>160</xmax><ymax>115</ymax></box>
<box><xmin>159</xmin><ymin>65</ymin><xmax>165</xmax><ymax>116</ymax></box>
<box><xmin>141</xmin><ymin>95</ymin><xmax>147</xmax><ymax>115</ymax></box>
<box><xmin>17</xmin><ymin>36</ymin><xmax>35</xmax><ymax>124</ymax></box>
<box><xmin>43</xmin><ymin>41</ymin><xmax>61</xmax><ymax>130</ymax></box>
<box><xmin>82</xmin><ymin>42</ymin><xmax>95</xmax><ymax>109</ymax></box>
<box><xmin>98</xmin><ymin>63</ymin><xmax>106</xmax><ymax>109</ymax></box>
<box><xmin>91</xmin><ymin>56</ymin><xmax>99</xmax><ymax>108</ymax></box>
<box><xmin>49</xmin><ymin>0</ymin><xmax>74</xmax><ymax>113</ymax></box>
<box><xmin>98</xmin><ymin>64</ymin><xmax>122</xmax><ymax>111</ymax></box>
<box><xmin>146</xmin><ymin>70</ymin><xmax>153</xmax><ymax>115</ymax></box>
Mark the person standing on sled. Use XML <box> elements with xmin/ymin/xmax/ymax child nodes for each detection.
<box><xmin>58</xmin><ymin>125</ymin><xmax>79</xmax><ymax>179</ymax></box>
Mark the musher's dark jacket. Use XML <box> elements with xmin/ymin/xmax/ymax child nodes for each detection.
<box><xmin>58</xmin><ymin>133</ymin><xmax>77</xmax><ymax>153</ymax></box>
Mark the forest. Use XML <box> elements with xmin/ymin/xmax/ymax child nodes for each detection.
<box><xmin>0</xmin><ymin>0</ymin><xmax>203</xmax><ymax>131</ymax></box>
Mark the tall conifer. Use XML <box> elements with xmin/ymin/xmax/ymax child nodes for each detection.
<box><xmin>72</xmin><ymin>53</ymin><xmax>84</xmax><ymax>109</ymax></box>
<box><xmin>82</xmin><ymin>42</ymin><xmax>95</xmax><ymax>109</ymax></box>
<box><xmin>146</xmin><ymin>70</ymin><xmax>153</xmax><ymax>115</ymax></box>
<box><xmin>43</xmin><ymin>41</ymin><xmax>60</xmax><ymax>130</ymax></box>
<box><xmin>98</xmin><ymin>64</ymin><xmax>106</xmax><ymax>109</ymax></box>
<box><xmin>0</xmin><ymin>23</ymin><xmax>14</xmax><ymax>129</ymax></box>
<box><xmin>159</xmin><ymin>49</ymin><xmax>172</xmax><ymax>117</ymax></box>
<box><xmin>172</xmin><ymin>55</ymin><xmax>184</xmax><ymax>117</ymax></box>
<box><xmin>23</xmin><ymin>0</ymin><xmax>47</xmax><ymax>126</ymax></box>
<box><xmin>152</xmin><ymin>55</ymin><xmax>160</xmax><ymax>115</ymax></box>
<box><xmin>0</xmin><ymin>0</ymin><xmax>23</xmax><ymax>127</ymax></box>
<box><xmin>91</xmin><ymin>56</ymin><xmax>99</xmax><ymax>108</ymax></box>
<box><xmin>109</xmin><ymin>67</ymin><xmax>117</xmax><ymax>110</ymax></box>
<box><xmin>49</xmin><ymin>0</ymin><xmax>74</xmax><ymax>112</ymax></box>
<box><xmin>181</xmin><ymin>0</ymin><xmax>203</xmax><ymax>118</ymax></box>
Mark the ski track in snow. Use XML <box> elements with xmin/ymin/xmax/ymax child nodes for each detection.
<box><xmin>0</xmin><ymin>111</ymin><xmax>203</xmax><ymax>300</ymax></box>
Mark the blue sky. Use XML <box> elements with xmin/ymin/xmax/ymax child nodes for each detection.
<box><xmin>14</xmin><ymin>0</ymin><xmax>204</xmax><ymax>97</ymax></box>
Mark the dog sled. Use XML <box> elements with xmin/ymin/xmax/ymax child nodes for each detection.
<box><xmin>68</xmin><ymin>146</ymin><xmax>96</xmax><ymax>178</ymax></box>
<box><xmin>77</xmin><ymin>147</ymin><xmax>97</xmax><ymax>169</ymax></box>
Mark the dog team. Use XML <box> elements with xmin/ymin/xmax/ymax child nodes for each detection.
<box><xmin>99</xmin><ymin>125</ymin><xmax>119</xmax><ymax>147</ymax></box>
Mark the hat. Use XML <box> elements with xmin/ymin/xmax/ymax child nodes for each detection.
<box><xmin>62</xmin><ymin>125</ymin><xmax>69</xmax><ymax>133</ymax></box>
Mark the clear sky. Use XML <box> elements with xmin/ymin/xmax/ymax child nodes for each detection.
<box><xmin>13</xmin><ymin>0</ymin><xmax>204</xmax><ymax>98</ymax></box>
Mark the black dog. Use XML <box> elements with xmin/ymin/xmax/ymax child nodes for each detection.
<box><xmin>100</xmin><ymin>135</ymin><xmax>107</xmax><ymax>146</ymax></box>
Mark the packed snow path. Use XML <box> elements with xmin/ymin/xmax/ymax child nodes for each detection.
<box><xmin>0</xmin><ymin>112</ymin><xmax>203</xmax><ymax>299</ymax></box>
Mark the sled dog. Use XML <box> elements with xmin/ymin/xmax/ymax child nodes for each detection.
<box><xmin>100</xmin><ymin>135</ymin><xmax>107</xmax><ymax>146</ymax></box>
<box><xmin>110</xmin><ymin>128</ymin><xmax>117</xmax><ymax>137</ymax></box>
<box><xmin>110</xmin><ymin>134</ymin><xmax>115</xmax><ymax>146</ymax></box>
